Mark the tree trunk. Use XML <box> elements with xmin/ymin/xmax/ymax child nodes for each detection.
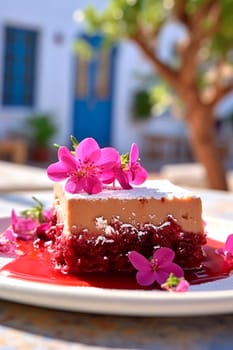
<box><xmin>187</xmin><ymin>104</ymin><xmax>228</xmax><ymax>190</ymax></box>
<box><xmin>132</xmin><ymin>33</ymin><xmax>229</xmax><ymax>190</ymax></box>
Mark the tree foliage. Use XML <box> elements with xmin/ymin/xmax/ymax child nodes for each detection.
<box><xmin>82</xmin><ymin>0</ymin><xmax>233</xmax><ymax>190</ymax></box>
<box><xmin>83</xmin><ymin>0</ymin><xmax>233</xmax><ymax>112</ymax></box>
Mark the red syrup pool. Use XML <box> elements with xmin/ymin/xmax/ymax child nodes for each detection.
<box><xmin>0</xmin><ymin>237</ymin><xmax>232</xmax><ymax>290</ymax></box>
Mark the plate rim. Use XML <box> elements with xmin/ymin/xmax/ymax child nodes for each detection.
<box><xmin>0</xmin><ymin>274</ymin><xmax>233</xmax><ymax>316</ymax></box>
<box><xmin>0</xmin><ymin>215</ymin><xmax>233</xmax><ymax>316</ymax></box>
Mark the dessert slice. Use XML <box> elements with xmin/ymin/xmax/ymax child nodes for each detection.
<box><xmin>52</xmin><ymin>180</ymin><xmax>206</xmax><ymax>274</ymax></box>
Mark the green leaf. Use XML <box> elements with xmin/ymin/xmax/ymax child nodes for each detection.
<box><xmin>121</xmin><ymin>152</ymin><xmax>130</xmax><ymax>168</ymax></box>
<box><xmin>72</xmin><ymin>39</ymin><xmax>93</xmax><ymax>61</ymax></box>
<box><xmin>20</xmin><ymin>197</ymin><xmax>45</xmax><ymax>223</ymax></box>
<box><xmin>70</xmin><ymin>135</ymin><xmax>79</xmax><ymax>151</ymax></box>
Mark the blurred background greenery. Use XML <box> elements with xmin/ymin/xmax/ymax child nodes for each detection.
<box><xmin>79</xmin><ymin>0</ymin><xmax>233</xmax><ymax>190</ymax></box>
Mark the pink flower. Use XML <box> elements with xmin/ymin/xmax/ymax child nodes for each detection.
<box><xmin>36</xmin><ymin>222</ymin><xmax>51</xmax><ymax>234</ymax></box>
<box><xmin>161</xmin><ymin>273</ymin><xmax>190</xmax><ymax>292</ymax></box>
<box><xmin>128</xmin><ymin>247</ymin><xmax>184</xmax><ymax>286</ymax></box>
<box><xmin>217</xmin><ymin>234</ymin><xmax>233</xmax><ymax>264</ymax></box>
<box><xmin>47</xmin><ymin>138</ymin><xmax>120</xmax><ymax>194</ymax></box>
<box><xmin>114</xmin><ymin>143</ymin><xmax>148</xmax><ymax>189</ymax></box>
<box><xmin>175</xmin><ymin>279</ymin><xmax>190</xmax><ymax>292</ymax></box>
<box><xmin>11</xmin><ymin>209</ymin><xmax>37</xmax><ymax>240</ymax></box>
<box><xmin>0</xmin><ymin>229</ymin><xmax>17</xmax><ymax>255</ymax></box>
<box><xmin>223</xmin><ymin>234</ymin><xmax>233</xmax><ymax>256</ymax></box>
<box><xmin>42</xmin><ymin>208</ymin><xmax>53</xmax><ymax>223</ymax></box>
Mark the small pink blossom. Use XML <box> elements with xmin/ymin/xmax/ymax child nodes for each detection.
<box><xmin>42</xmin><ymin>208</ymin><xmax>53</xmax><ymax>222</ymax></box>
<box><xmin>217</xmin><ymin>234</ymin><xmax>233</xmax><ymax>263</ymax></box>
<box><xmin>161</xmin><ymin>273</ymin><xmax>190</xmax><ymax>292</ymax></box>
<box><xmin>36</xmin><ymin>222</ymin><xmax>51</xmax><ymax>234</ymax></box>
<box><xmin>0</xmin><ymin>199</ymin><xmax>54</xmax><ymax>255</ymax></box>
<box><xmin>47</xmin><ymin>138</ymin><xmax>120</xmax><ymax>194</ymax></box>
<box><xmin>47</xmin><ymin>137</ymin><xmax>147</xmax><ymax>193</ymax></box>
<box><xmin>114</xmin><ymin>143</ymin><xmax>148</xmax><ymax>189</ymax></box>
<box><xmin>11</xmin><ymin>209</ymin><xmax>37</xmax><ymax>240</ymax></box>
<box><xmin>223</xmin><ymin>234</ymin><xmax>233</xmax><ymax>256</ymax></box>
<box><xmin>0</xmin><ymin>229</ymin><xmax>17</xmax><ymax>255</ymax></box>
<box><xmin>174</xmin><ymin>279</ymin><xmax>190</xmax><ymax>292</ymax></box>
<box><xmin>128</xmin><ymin>247</ymin><xmax>184</xmax><ymax>286</ymax></box>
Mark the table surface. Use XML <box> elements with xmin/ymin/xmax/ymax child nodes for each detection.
<box><xmin>0</xmin><ymin>188</ymin><xmax>233</xmax><ymax>350</ymax></box>
<box><xmin>0</xmin><ymin>161</ymin><xmax>52</xmax><ymax>192</ymax></box>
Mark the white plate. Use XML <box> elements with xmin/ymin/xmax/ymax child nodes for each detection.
<box><xmin>0</xmin><ymin>216</ymin><xmax>233</xmax><ymax>317</ymax></box>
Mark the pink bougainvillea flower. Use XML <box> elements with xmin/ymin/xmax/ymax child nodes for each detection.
<box><xmin>11</xmin><ymin>209</ymin><xmax>37</xmax><ymax>240</ymax></box>
<box><xmin>129</xmin><ymin>143</ymin><xmax>148</xmax><ymax>184</ymax></box>
<box><xmin>0</xmin><ymin>229</ymin><xmax>17</xmax><ymax>255</ymax></box>
<box><xmin>115</xmin><ymin>143</ymin><xmax>148</xmax><ymax>189</ymax></box>
<box><xmin>47</xmin><ymin>138</ymin><xmax>120</xmax><ymax>194</ymax></box>
<box><xmin>128</xmin><ymin>247</ymin><xmax>184</xmax><ymax>286</ymax></box>
<box><xmin>41</xmin><ymin>208</ymin><xmax>54</xmax><ymax>223</ymax></box>
<box><xmin>161</xmin><ymin>273</ymin><xmax>190</xmax><ymax>292</ymax></box>
<box><xmin>217</xmin><ymin>233</ymin><xmax>233</xmax><ymax>261</ymax></box>
<box><xmin>21</xmin><ymin>197</ymin><xmax>53</xmax><ymax>224</ymax></box>
<box><xmin>36</xmin><ymin>222</ymin><xmax>51</xmax><ymax>234</ymax></box>
<box><xmin>223</xmin><ymin>234</ymin><xmax>233</xmax><ymax>256</ymax></box>
<box><xmin>175</xmin><ymin>279</ymin><xmax>190</xmax><ymax>292</ymax></box>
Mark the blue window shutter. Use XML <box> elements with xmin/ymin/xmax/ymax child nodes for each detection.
<box><xmin>2</xmin><ymin>26</ymin><xmax>38</xmax><ymax>107</ymax></box>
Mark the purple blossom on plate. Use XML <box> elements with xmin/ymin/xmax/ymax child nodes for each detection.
<box><xmin>161</xmin><ymin>273</ymin><xmax>190</xmax><ymax>292</ymax></box>
<box><xmin>0</xmin><ymin>229</ymin><xmax>17</xmax><ymax>255</ymax></box>
<box><xmin>114</xmin><ymin>143</ymin><xmax>148</xmax><ymax>189</ymax></box>
<box><xmin>218</xmin><ymin>233</ymin><xmax>233</xmax><ymax>262</ymax></box>
<box><xmin>175</xmin><ymin>279</ymin><xmax>190</xmax><ymax>292</ymax></box>
<box><xmin>11</xmin><ymin>209</ymin><xmax>37</xmax><ymax>240</ymax></box>
<box><xmin>223</xmin><ymin>234</ymin><xmax>233</xmax><ymax>256</ymax></box>
<box><xmin>128</xmin><ymin>247</ymin><xmax>184</xmax><ymax>286</ymax></box>
<box><xmin>47</xmin><ymin>138</ymin><xmax>120</xmax><ymax>194</ymax></box>
<box><xmin>41</xmin><ymin>208</ymin><xmax>53</xmax><ymax>223</ymax></box>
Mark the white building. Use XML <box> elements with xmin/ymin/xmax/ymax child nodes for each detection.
<box><xmin>0</xmin><ymin>0</ymin><xmax>156</xmax><ymax>155</ymax></box>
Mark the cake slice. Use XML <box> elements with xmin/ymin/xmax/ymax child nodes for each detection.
<box><xmin>52</xmin><ymin>180</ymin><xmax>206</xmax><ymax>274</ymax></box>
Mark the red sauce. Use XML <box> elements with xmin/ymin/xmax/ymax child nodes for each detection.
<box><xmin>0</xmin><ymin>237</ymin><xmax>232</xmax><ymax>290</ymax></box>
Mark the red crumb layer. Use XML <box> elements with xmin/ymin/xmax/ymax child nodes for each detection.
<box><xmin>50</xmin><ymin>216</ymin><xmax>207</xmax><ymax>274</ymax></box>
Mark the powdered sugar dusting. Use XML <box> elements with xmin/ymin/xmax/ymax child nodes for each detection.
<box><xmin>64</xmin><ymin>180</ymin><xmax>199</xmax><ymax>200</ymax></box>
<box><xmin>95</xmin><ymin>217</ymin><xmax>114</xmax><ymax>236</ymax></box>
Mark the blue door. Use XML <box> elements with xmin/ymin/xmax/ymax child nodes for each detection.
<box><xmin>73</xmin><ymin>34</ymin><xmax>117</xmax><ymax>147</ymax></box>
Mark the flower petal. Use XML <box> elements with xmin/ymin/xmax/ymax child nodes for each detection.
<box><xmin>83</xmin><ymin>176</ymin><xmax>103</xmax><ymax>194</ymax></box>
<box><xmin>42</xmin><ymin>208</ymin><xmax>53</xmax><ymax>222</ymax></box>
<box><xmin>97</xmin><ymin>147</ymin><xmax>120</xmax><ymax>168</ymax></box>
<box><xmin>136</xmin><ymin>270</ymin><xmax>157</xmax><ymax>286</ymax></box>
<box><xmin>58</xmin><ymin>146</ymin><xmax>71</xmax><ymax>159</ymax></box>
<box><xmin>153</xmin><ymin>247</ymin><xmax>175</xmax><ymax>267</ymax></box>
<box><xmin>58</xmin><ymin>146</ymin><xmax>77</xmax><ymax>170</ymax></box>
<box><xmin>153</xmin><ymin>270</ymin><xmax>171</xmax><ymax>285</ymax></box>
<box><xmin>128</xmin><ymin>251</ymin><xmax>151</xmax><ymax>271</ymax></box>
<box><xmin>0</xmin><ymin>229</ymin><xmax>17</xmax><ymax>255</ymax></box>
<box><xmin>76</xmin><ymin>138</ymin><xmax>101</xmax><ymax>162</ymax></box>
<box><xmin>129</xmin><ymin>143</ymin><xmax>139</xmax><ymax>164</ymax></box>
<box><xmin>115</xmin><ymin>168</ymin><xmax>132</xmax><ymax>189</ymax></box>
<box><xmin>130</xmin><ymin>165</ymin><xmax>148</xmax><ymax>185</ymax></box>
<box><xmin>99</xmin><ymin>169</ymin><xmax>115</xmax><ymax>183</ymax></box>
<box><xmin>47</xmin><ymin>146</ymin><xmax>77</xmax><ymax>181</ymax></box>
<box><xmin>11</xmin><ymin>209</ymin><xmax>17</xmax><ymax>228</ymax></box>
<box><xmin>47</xmin><ymin>162</ymin><xmax>69</xmax><ymax>181</ymax></box>
<box><xmin>11</xmin><ymin>209</ymin><xmax>37</xmax><ymax>240</ymax></box>
<box><xmin>161</xmin><ymin>262</ymin><xmax>184</xmax><ymax>279</ymax></box>
<box><xmin>175</xmin><ymin>279</ymin><xmax>190</xmax><ymax>292</ymax></box>
<box><xmin>224</xmin><ymin>233</ymin><xmax>233</xmax><ymax>254</ymax></box>
<box><xmin>65</xmin><ymin>176</ymin><xmax>84</xmax><ymax>193</ymax></box>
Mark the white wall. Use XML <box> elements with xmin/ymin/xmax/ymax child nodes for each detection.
<box><xmin>0</xmin><ymin>0</ymin><xmax>111</xmax><ymax>144</ymax></box>
<box><xmin>0</xmin><ymin>0</ymin><xmax>146</xmax><ymax>152</ymax></box>
<box><xmin>112</xmin><ymin>41</ymin><xmax>154</xmax><ymax>153</ymax></box>
<box><xmin>0</xmin><ymin>0</ymin><xmax>82</xmax><ymax>144</ymax></box>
